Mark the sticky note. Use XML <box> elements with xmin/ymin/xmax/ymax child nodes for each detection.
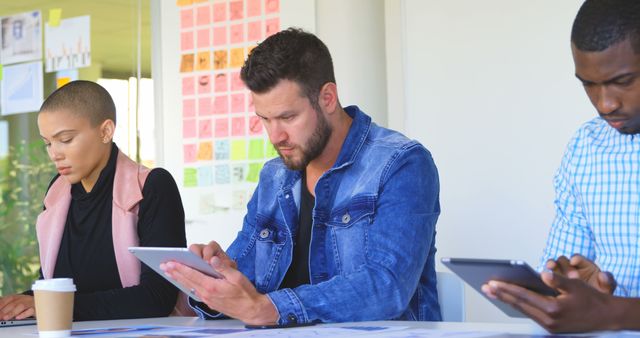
<box><xmin>231</xmin><ymin>116</ymin><xmax>246</xmax><ymax>136</ymax></box>
<box><xmin>0</xmin><ymin>64</ymin><xmax>3</xmax><ymax>80</ymax></box>
<box><xmin>215</xmin><ymin>165</ymin><xmax>230</xmax><ymax>184</ymax></box>
<box><xmin>199</xmin><ymin>119</ymin><xmax>213</xmax><ymax>138</ymax></box>
<box><xmin>183</xmin><ymin>119</ymin><xmax>197</xmax><ymax>138</ymax></box>
<box><xmin>198</xmin><ymin>97</ymin><xmax>212</xmax><ymax>116</ymax></box>
<box><xmin>180</xmin><ymin>9</ymin><xmax>194</xmax><ymax>28</ymax></box>
<box><xmin>49</xmin><ymin>8</ymin><xmax>62</xmax><ymax>27</ymax></box>
<box><xmin>184</xmin><ymin>168</ymin><xmax>197</xmax><ymax>187</ymax></box>
<box><xmin>215</xmin><ymin>140</ymin><xmax>230</xmax><ymax>160</ymax></box>
<box><xmin>266</xmin><ymin>143</ymin><xmax>278</xmax><ymax>158</ymax></box>
<box><xmin>197</xmin><ymin>75</ymin><xmax>211</xmax><ymax>94</ymax></box>
<box><xmin>213</xmin><ymin>2</ymin><xmax>227</xmax><ymax>22</ymax></box>
<box><xmin>214</xmin><ymin>118</ymin><xmax>229</xmax><ymax>138</ymax></box>
<box><xmin>266</xmin><ymin>18</ymin><xmax>280</xmax><ymax>37</ymax></box>
<box><xmin>249</xmin><ymin>116</ymin><xmax>263</xmax><ymax>135</ymax></box>
<box><xmin>266</xmin><ymin>0</ymin><xmax>279</xmax><ymax>14</ymax></box>
<box><xmin>197</xmin><ymin>166</ymin><xmax>214</xmax><ymax>186</ymax></box>
<box><xmin>249</xmin><ymin>139</ymin><xmax>265</xmax><ymax>160</ymax></box>
<box><xmin>230</xmin><ymin>1</ymin><xmax>244</xmax><ymax>20</ymax></box>
<box><xmin>197</xmin><ymin>28</ymin><xmax>210</xmax><ymax>49</ymax></box>
<box><xmin>213</xmin><ymin>95</ymin><xmax>229</xmax><ymax>115</ymax></box>
<box><xmin>248</xmin><ymin>21</ymin><xmax>262</xmax><ymax>41</ymax></box>
<box><xmin>183</xmin><ymin>99</ymin><xmax>196</xmax><ymax>118</ymax></box>
<box><xmin>197</xmin><ymin>141</ymin><xmax>213</xmax><ymax>161</ymax></box>
<box><xmin>184</xmin><ymin>144</ymin><xmax>197</xmax><ymax>163</ymax></box>
<box><xmin>231</xmin><ymin>140</ymin><xmax>247</xmax><ymax>160</ymax></box>
<box><xmin>181</xmin><ymin>31</ymin><xmax>194</xmax><ymax>51</ymax></box>
<box><xmin>248</xmin><ymin>96</ymin><xmax>255</xmax><ymax>112</ymax></box>
<box><xmin>196</xmin><ymin>5</ymin><xmax>211</xmax><ymax>25</ymax></box>
<box><xmin>196</xmin><ymin>51</ymin><xmax>211</xmax><ymax>71</ymax></box>
<box><xmin>180</xmin><ymin>54</ymin><xmax>194</xmax><ymax>72</ymax></box>
<box><xmin>230</xmin><ymin>47</ymin><xmax>245</xmax><ymax>68</ymax></box>
<box><xmin>247</xmin><ymin>162</ymin><xmax>264</xmax><ymax>182</ymax></box>
<box><xmin>214</xmin><ymin>50</ymin><xmax>228</xmax><ymax>69</ymax></box>
<box><xmin>213</xmin><ymin>26</ymin><xmax>227</xmax><ymax>46</ymax></box>
<box><xmin>231</xmin><ymin>93</ymin><xmax>245</xmax><ymax>113</ymax></box>
<box><xmin>56</xmin><ymin>76</ymin><xmax>71</xmax><ymax>89</ymax></box>
<box><xmin>231</xmin><ymin>164</ymin><xmax>246</xmax><ymax>183</ymax></box>
<box><xmin>177</xmin><ymin>0</ymin><xmax>194</xmax><ymax>7</ymax></box>
<box><xmin>182</xmin><ymin>76</ymin><xmax>195</xmax><ymax>95</ymax></box>
<box><xmin>230</xmin><ymin>24</ymin><xmax>244</xmax><ymax>44</ymax></box>
<box><xmin>230</xmin><ymin>71</ymin><xmax>244</xmax><ymax>91</ymax></box>
<box><xmin>215</xmin><ymin>73</ymin><xmax>228</xmax><ymax>92</ymax></box>
<box><xmin>247</xmin><ymin>0</ymin><xmax>261</xmax><ymax>17</ymax></box>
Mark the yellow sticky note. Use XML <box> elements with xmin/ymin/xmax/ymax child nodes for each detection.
<box><xmin>197</xmin><ymin>141</ymin><xmax>213</xmax><ymax>161</ymax></box>
<box><xmin>247</xmin><ymin>162</ymin><xmax>264</xmax><ymax>183</ymax></box>
<box><xmin>248</xmin><ymin>139</ymin><xmax>265</xmax><ymax>160</ymax></box>
<box><xmin>176</xmin><ymin>0</ymin><xmax>194</xmax><ymax>7</ymax></box>
<box><xmin>49</xmin><ymin>8</ymin><xmax>62</xmax><ymax>27</ymax></box>
<box><xmin>231</xmin><ymin>140</ymin><xmax>247</xmax><ymax>161</ymax></box>
<box><xmin>0</xmin><ymin>64</ymin><xmax>3</xmax><ymax>81</ymax></box>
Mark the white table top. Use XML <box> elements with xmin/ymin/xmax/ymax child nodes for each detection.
<box><xmin>1</xmin><ymin>316</ymin><xmax>638</xmax><ymax>337</ymax></box>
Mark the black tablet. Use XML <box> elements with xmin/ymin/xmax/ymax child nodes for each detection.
<box><xmin>441</xmin><ymin>257</ymin><xmax>558</xmax><ymax>318</ymax></box>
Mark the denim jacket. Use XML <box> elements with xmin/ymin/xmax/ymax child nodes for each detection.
<box><xmin>195</xmin><ymin>106</ymin><xmax>441</xmax><ymax>323</ymax></box>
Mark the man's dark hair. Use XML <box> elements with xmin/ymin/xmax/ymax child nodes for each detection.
<box><xmin>571</xmin><ymin>0</ymin><xmax>640</xmax><ymax>53</ymax></box>
<box><xmin>39</xmin><ymin>80</ymin><xmax>116</xmax><ymax>126</ymax></box>
<box><xmin>240</xmin><ymin>27</ymin><xmax>335</xmax><ymax>110</ymax></box>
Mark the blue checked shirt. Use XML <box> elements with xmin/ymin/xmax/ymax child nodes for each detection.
<box><xmin>540</xmin><ymin>117</ymin><xmax>640</xmax><ymax>297</ymax></box>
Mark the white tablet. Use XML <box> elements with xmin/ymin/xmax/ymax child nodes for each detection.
<box><xmin>128</xmin><ymin>246</ymin><xmax>223</xmax><ymax>302</ymax></box>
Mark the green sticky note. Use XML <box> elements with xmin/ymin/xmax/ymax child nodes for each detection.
<box><xmin>248</xmin><ymin>139</ymin><xmax>264</xmax><ymax>160</ymax></box>
<box><xmin>184</xmin><ymin>168</ymin><xmax>197</xmax><ymax>187</ymax></box>
<box><xmin>246</xmin><ymin>162</ymin><xmax>264</xmax><ymax>183</ymax></box>
<box><xmin>49</xmin><ymin>8</ymin><xmax>62</xmax><ymax>27</ymax></box>
<box><xmin>265</xmin><ymin>143</ymin><xmax>278</xmax><ymax>158</ymax></box>
<box><xmin>231</xmin><ymin>140</ymin><xmax>247</xmax><ymax>161</ymax></box>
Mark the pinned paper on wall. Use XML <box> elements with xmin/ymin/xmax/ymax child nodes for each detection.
<box><xmin>44</xmin><ymin>15</ymin><xmax>90</xmax><ymax>72</ymax></box>
<box><xmin>215</xmin><ymin>139</ymin><xmax>230</xmax><ymax>160</ymax></box>
<box><xmin>197</xmin><ymin>166</ymin><xmax>214</xmax><ymax>186</ymax></box>
<box><xmin>230</xmin><ymin>71</ymin><xmax>244</xmax><ymax>91</ymax></box>
<box><xmin>215</xmin><ymin>164</ymin><xmax>230</xmax><ymax>184</ymax></box>
<box><xmin>214</xmin><ymin>118</ymin><xmax>229</xmax><ymax>138</ymax></box>
<box><xmin>231</xmin><ymin>140</ymin><xmax>247</xmax><ymax>161</ymax></box>
<box><xmin>180</xmin><ymin>9</ymin><xmax>194</xmax><ymax>28</ymax></box>
<box><xmin>214</xmin><ymin>73</ymin><xmax>228</xmax><ymax>92</ymax></box>
<box><xmin>231</xmin><ymin>116</ymin><xmax>245</xmax><ymax>136</ymax></box>
<box><xmin>197</xmin><ymin>28</ymin><xmax>210</xmax><ymax>49</ymax></box>
<box><xmin>183</xmin><ymin>119</ymin><xmax>196</xmax><ymax>138</ymax></box>
<box><xmin>184</xmin><ymin>167</ymin><xmax>197</xmax><ymax>187</ymax></box>
<box><xmin>231</xmin><ymin>164</ymin><xmax>246</xmax><ymax>183</ymax></box>
<box><xmin>184</xmin><ymin>144</ymin><xmax>197</xmax><ymax>163</ymax></box>
<box><xmin>196</xmin><ymin>51</ymin><xmax>211</xmax><ymax>70</ymax></box>
<box><xmin>248</xmin><ymin>139</ymin><xmax>265</xmax><ymax>160</ymax></box>
<box><xmin>213</xmin><ymin>50</ymin><xmax>227</xmax><ymax>69</ymax></box>
<box><xmin>1</xmin><ymin>61</ymin><xmax>44</xmax><ymax>115</ymax></box>
<box><xmin>1</xmin><ymin>11</ymin><xmax>42</xmax><ymax>65</ymax></box>
<box><xmin>230</xmin><ymin>47</ymin><xmax>245</xmax><ymax>68</ymax></box>
<box><xmin>199</xmin><ymin>119</ymin><xmax>213</xmax><ymax>138</ymax></box>
<box><xmin>248</xmin><ymin>21</ymin><xmax>262</xmax><ymax>41</ymax></box>
<box><xmin>230</xmin><ymin>24</ymin><xmax>243</xmax><ymax>44</ymax></box>
<box><xmin>247</xmin><ymin>162</ymin><xmax>263</xmax><ymax>183</ymax></box>
<box><xmin>197</xmin><ymin>75</ymin><xmax>211</xmax><ymax>94</ymax></box>
<box><xmin>55</xmin><ymin>69</ymin><xmax>78</xmax><ymax>89</ymax></box>
<box><xmin>213</xmin><ymin>95</ymin><xmax>229</xmax><ymax>114</ymax></box>
<box><xmin>247</xmin><ymin>0</ymin><xmax>261</xmax><ymax>17</ymax></box>
<box><xmin>229</xmin><ymin>1</ymin><xmax>244</xmax><ymax>20</ymax></box>
<box><xmin>182</xmin><ymin>76</ymin><xmax>195</xmax><ymax>95</ymax></box>
<box><xmin>213</xmin><ymin>26</ymin><xmax>227</xmax><ymax>46</ymax></box>
<box><xmin>266</xmin><ymin>0</ymin><xmax>280</xmax><ymax>14</ymax></box>
<box><xmin>231</xmin><ymin>93</ymin><xmax>245</xmax><ymax>113</ymax></box>
<box><xmin>183</xmin><ymin>99</ymin><xmax>196</xmax><ymax>118</ymax></box>
<box><xmin>213</xmin><ymin>3</ymin><xmax>227</xmax><ymax>22</ymax></box>
<box><xmin>48</xmin><ymin>8</ymin><xmax>62</xmax><ymax>27</ymax></box>
<box><xmin>196</xmin><ymin>5</ymin><xmax>211</xmax><ymax>26</ymax></box>
<box><xmin>249</xmin><ymin>116</ymin><xmax>263</xmax><ymax>135</ymax></box>
<box><xmin>197</xmin><ymin>141</ymin><xmax>213</xmax><ymax>161</ymax></box>
<box><xmin>180</xmin><ymin>54</ymin><xmax>194</xmax><ymax>72</ymax></box>
<box><xmin>198</xmin><ymin>97</ymin><xmax>212</xmax><ymax>116</ymax></box>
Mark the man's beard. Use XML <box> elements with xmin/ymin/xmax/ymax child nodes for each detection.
<box><xmin>276</xmin><ymin>110</ymin><xmax>332</xmax><ymax>171</ymax></box>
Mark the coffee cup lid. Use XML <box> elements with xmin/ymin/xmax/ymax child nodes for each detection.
<box><xmin>32</xmin><ymin>278</ymin><xmax>76</xmax><ymax>292</ymax></box>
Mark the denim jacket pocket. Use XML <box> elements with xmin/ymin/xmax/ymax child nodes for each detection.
<box><xmin>253</xmin><ymin>214</ymin><xmax>286</xmax><ymax>290</ymax></box>
<box><xmin>325</xmin><ymin>195</ymin><xmax>376</xmax><ymax>274</ymax></box>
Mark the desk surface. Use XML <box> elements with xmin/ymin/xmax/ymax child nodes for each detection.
<box><xmin>1</xmin><ymin>316</ymin><xmax>638</xmax><ymax>338</ymax></box>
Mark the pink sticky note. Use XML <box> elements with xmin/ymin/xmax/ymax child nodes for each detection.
<box><xmin>265</xmin><ymin>0</ymin><xmax>279</xmax><ymax>14</ymax></box>
<box><xmin>214</xmin><ymin>118</ymin><xmax>229</xmax><ymax>137</ymax></box>
<box><xmin>199</xmin><ymin>119</ymin><xmax>213</xmax><ymax>138</ymax></box>
<box><xmin>182</xmin><ymin>76</ymin><xmax>195</xmax><ymax>96</ymax></box>
<box><xmin>199</xmin><ymin>97</ymin><xmax>213</xmax><ymax>116</ymax></box>
<box><xmin>247</xmin><ymin>21</ymin><xmax>262</xmax><ymax>41</ymax></box>
<box><xmin>180</xmin><ymin>9</ymin><xmax>194</xmax><ymax>28</ymax></box>
<box><xmin>230</xmin><ymin>71</ymin><xmax>244</xmax><ymax>91</ymax></box>
<box><xmin>215</xmin><ymin>73</ymin><xmax>228</xmax><ymax>92</ymax></box>
<box><xmin>183</xmin><ymin>99</ymin><xmax>196</xmax><ymax>118</ymax></box>
<box><xmin>265</xmin><ymin>18</ymin><xmax>279</xmax><ymax>37</ymax></box>
<box><xmin>231</xmin><ymin>93</ymin><xmax>245</xmax><ymax>113</ymax></box>
<box><xmin>184</xmin><ymin>144</ymin><xmax>197</xmax><ymax>163</ymax></box>
<box><xmin>181</xmin><ymin>31</ymin><xmax>194</xmax><ymax>51</ymax></box>
<box><xmin>214</xmin><ymin>95</ymin><xmax>229</xmax><ymax>115</ymax></box>
<box><xmin>248</xmin><ymin>95</ymin><xmax>255</xmax><ymax>112</ymax></box>
<box><xmin>230</xmin><ymin>1</ymin><xmax>244</xmax><ymax>20</ymax></box>
<box><xmin>213</xmin><ymin>26</ymin><xmax>227</xmax><ymax>46</ymax></box>
<box><xmin>198</xmin><ymin>75</ymin><xmax>211</xmax><ymax>94</ymax></box>
<box><xmin>249</xmin><ymin>115</ymin><xmax>263</xmax><ymax>135</ymax></box>
<box><xmin>197</xmin><ymin>28</ymin><xmax>210</xmax><ymax>49</ymax></box>
<box><xmin>183</xmin><ymin>119</ymin><xmax>197</xmax><ymax>138</ymax></box>
<box><xmin>231</xmin><ymin>116</ymin><xmax>246</xmax><ymax>136</ymax></box>
<box><xmin>213</xmin><ymin>2</ymin><xmax>227</xmax><ymax>22</ymax></box>
<box><xmin>196</xmin><ymin>5</ymin><xmax>211</xmax><ymax>26</ymax></box>
<box><xmin>247</xmin><ymin>0</ymin><xmax>261</xmax><ymax>17</ymax></box>
<box><xmin>230</xmin><ymin>24</ymin><xmax>244</xmax><ymax>44</ymax></box>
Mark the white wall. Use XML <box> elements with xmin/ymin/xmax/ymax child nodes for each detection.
<box><xmin>394</xmin><ymin>0</ymin><xmax>594</xmax><ymax>322</ymax></box>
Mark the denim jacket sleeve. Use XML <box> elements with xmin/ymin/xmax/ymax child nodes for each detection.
<box><xmin>268</xmin><ymin>144</ymin><xmax>440</xmax><ymax>324</ymax></box>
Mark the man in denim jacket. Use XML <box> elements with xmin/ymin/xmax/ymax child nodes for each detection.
<box><xmin>162</xmin><ymin>28</ymin><xmax>441</xmax><ymax>325</ymax></box>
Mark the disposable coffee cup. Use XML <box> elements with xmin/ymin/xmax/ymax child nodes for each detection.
<box><xmin>32</xmin><ymin>278</ymin><xmax>76</xmax><ymax>338</ymax></box>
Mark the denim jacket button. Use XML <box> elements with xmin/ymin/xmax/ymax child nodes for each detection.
<box><xmin>285</xmin><ymin>194</ymin><xmax>290</xmax><ymax>199</ymax></box>
<box><xmin>341</xmin><ymin>213</ymin><xmax>351</xmax><ymax>224</ymax></box>
<box><xmin>287</xmin><ymin>313</ymin><xmax>297</xmax><ymax>323</ymax></box>
<box><xmin>259</xmin><ymin>229</ymin><xmax>270</xmax><ymax>239</ymax></box>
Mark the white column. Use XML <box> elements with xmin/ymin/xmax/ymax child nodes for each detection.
<box><xmin>315</xmin><ymin>0</ymin><xmax>388</xmax><ymax>126</ymax></box>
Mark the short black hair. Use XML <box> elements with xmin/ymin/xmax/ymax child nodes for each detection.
<box><xmin>571</xmin><ymin>0</ymin><xmax>640</xmax><ymax>53</ymax></box>
<box><xmin>240</xmin><ymin>27</ymin><xmax>335</xmax><ymax>109</ymax></box>
<box><xmin>39</xmin><ymin>80</ymin><xmax>116</xmax><ymax>126</ymax></box>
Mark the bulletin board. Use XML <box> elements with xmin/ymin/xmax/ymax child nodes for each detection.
<box><xmin>153</xmin><ymin>0</ymin><xmax>315</xmax><ymax>248</ymax></box>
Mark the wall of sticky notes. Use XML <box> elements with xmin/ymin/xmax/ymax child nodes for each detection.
<box><xmin>154</xmin><ymin>0</ymin><xmax>315</xmax><ymax>248</ymax></box>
